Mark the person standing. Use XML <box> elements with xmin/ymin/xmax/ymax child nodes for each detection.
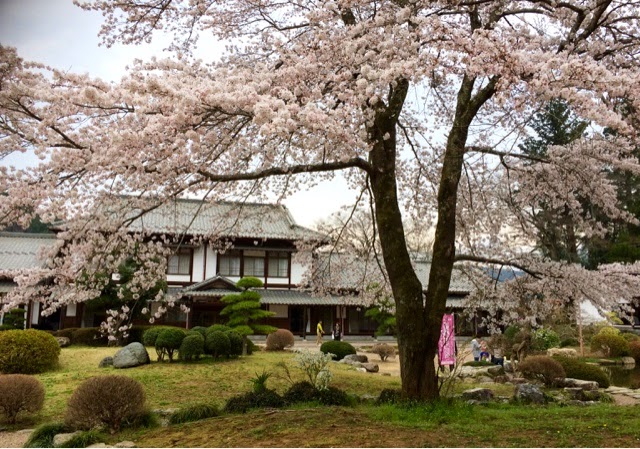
<box><xmin>480</xmin><ymin>339</ymin><xmax>490</xmax><ymax>361</ymax></box>
<box><xmin>470</xmin><ymin>336</ymin><xmax>481</xmax><ymax>362</ymax></box>
<box><xmin>333</xmin><ymin>322</ymin><xmax>341</xmax><ymax>341</ymax></box>
<box><xmin>316</xmin><ymin>320</ymin><xmax>324</xmax><ymax>345</ymax></box>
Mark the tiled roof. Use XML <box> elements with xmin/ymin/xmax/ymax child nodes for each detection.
<box><xmin>314</xmin><ymin>253</ymin><xmax>473</xmax><ymax>294</ymax></box>
<box><xmin>0</xmin><ymin>233</ymin><xmax>56</xmax><ymax>272</ymax></box>
<box><xmin>124</xmin><ymin>199</ymin><xmax>325</xmax><ymax>241</ymax></box>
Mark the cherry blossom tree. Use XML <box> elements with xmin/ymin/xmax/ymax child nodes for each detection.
<box><xmin>3</xmin><ymin>0</ymin><xmax>640</xmax><ymax>400</ymax></box>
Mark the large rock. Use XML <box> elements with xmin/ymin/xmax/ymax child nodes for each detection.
<box><xmin>113</xmin><ymin>342</ymin><xmax>150</xmax><ymax>369</ymax></box>
<box><xmin>547</xmin><ymin>347</ymin><xmax>577</xmax><ymax>358</ymax></box>
<box><xmin>513</xmin><ymin>383</ymin><xmax>545</xmax><ymax>404</ymax></box>
<box><xmin>487</xmin><ymin>365</ymin><xmax>505</xmax><ymax>377</ymax></box>
<box><xmin>503</xmin><ymin>361</ymin><xmax>514</xmax><ymax>373</ymax></box>
<box><xmin>362</xmin><ymin>362</ymin><xmax>379</xmax><ymax>373</ymax></box>
<box><xmin>558</xmin><ymin>378</ymin><xmax>599</xmax><ymax>390</ymax></box>
<box><xmin>99</xmin><ymin>356</ymin><xmax>114</xmax><ymax>368</ymax></box>
<box><xmin>462</xmin><ymin>388</ymin><xmax>494</xmax><ymax>402</ymax></box>
<box><xmin>114</xmin><ymin>442</ymin><xmax>136</xmax><ymax>448</ymax></box>
<box><xmin>53</xmin><ymin>431</ymin><xmax>81</xmax><ymax>447</ymax></box>
<box><xmin>344</xmin><ymin>354</ymin><xmax>368</xmax><ymax>363</ymax></box>
<box><xmin>56</xmin><ymin>337</ymin><xmax>71</xmax><ymax>347</ymax></box>
<box><xmin>621</xmin><ymin>356</ymin><xmax>636</xmax><ymax>366</ymax></box>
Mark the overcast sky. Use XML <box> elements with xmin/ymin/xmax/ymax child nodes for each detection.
<box><xmin>0</xmin><ymin>0</ymin><xmax>356</xmax><ymax>227</ymax></box>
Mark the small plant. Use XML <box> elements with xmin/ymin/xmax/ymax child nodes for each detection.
<box><xmin>249</xmin><ymin>370</ymin><xmax>272</xmax><ymax>393</ymax></box>
<box><xmin>317</xmin><ymin>386</ymin><xmax>352</xmax><ymax>406</ymax></box>
<box><xmin>371</xmin><ymin>343</ymin><xmax>395</xmax><ymax>361</ymax></box>
<box><xmin>169</xmin><ymin>403</ymin><xmax>221</xmax><ymax>424</ymax></box>
<box><xmin>293</xmin><ymin>350</ymin><xmax>333</xmax><ymax>389</ymax></box>
<box><xmin>265</xmin><ymin>329</ymin><xmax>295</xmax><ymax>351</ymax></box>
<box><xmin>179</xmin><ymin>333</ymin><xmax>205</xmax><ymax>362</ymax></box>
<box><xmin>320</xmin><ymin>340</ymin><xmax>356</xmax><ymax>360</ymax></box>
<box><xmin>518</xmin><ymin>355</ymin><xmax>566</xmax><ymax>387</ymax></box>
<box><xmin>205</xmin><ymin>331</ymin><xmax>231</xmax><ymax>358</ymax></box>
<box><xmin>376</xmin><ymin>388</ymin><xmax>402</xmax><ymax>405</ymax></box>
<box><xmin>155</xmin><ymin>327</ymin><xmax>186</xmax><ymax>362</ymax></box>
<box><xmin>65</xmin><ymin>375</ymin><xmax>146</xmax><ymax>433</ymax></box>
<box><xmin>0</xmin><ymin>329</ymin><xmax>60</xmax><ymax>374</ymax></box>
<box><xmin>0</xmin><ymin>374</ymin><xmax>45</xmax><ymax>424</ymax></box>
<box><xmin>553</xmin><ymin>356</ymin><xmax>610</xmax><ymax>388</ymax></box>
<box><xmin>24</xmin><ymin>422</ymin><xmax>67</xmax><ymax>448</ymax></box>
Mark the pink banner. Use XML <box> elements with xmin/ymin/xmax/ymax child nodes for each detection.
<box><xmin>438</xmin><ymin>313</ymin><xmax>456</xmax><ymax>365</ymax></box>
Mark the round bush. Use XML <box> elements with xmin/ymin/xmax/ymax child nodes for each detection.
<box><xmin>283</xmin><ymin>381</ymin><xmax>318</xmax><ymax>404</ymax></box>
<box><xmin>142</xmin><ymin>327</ymin><xmax>162</xmax><ymax>347</ymax></box>
<box><xmin>0</xmin><ymin>329</ymin><xmax>60</xmax><ymax>374</ymax></box>
<box><xmin>317</xmin><ymin>386</ymin><xmax>351</xmax><ymax>406</ymax></box>
<box><xmin>205</xmin><ymin>331</ymin><xmax>231</xmax><ymax>358</ymax></box>
<box><xmin>190</xmin><ymin>326</ymin><xmax>208</xmax><ymax>338</ymax></box>
<box><xmin>371</xmin><ymin>343</ymin><xmax>395</xmax><ymax>361</ymax></box>
<box><xmin>621</xmin><ymin>332</ymin><xmax>640</xmax><ymax>343</ymax></box>
<box><xmin>590</xmin><ymin>332</ymin><xmax>630</xmax><ymax>357</ymax></box>
<box><xmin>266</xmin><ymin>329</ymin><xmax>295</xmax><ymax>351</ymax></box>
<box><xmin>628</xmin><ymin>340</ymin><xmax>640</xmax><ymax>363</ymax></box>
<box><xmin>376</xmin><ymin>388</ymin><xmax>401</xmax><ymax>405</ymax></box>
<box><xmin>0</xmin><ymin>374</ymin><xmax>45</xmax><ymax>424</ymax></box>
<box><xmin>206</xmin><ymin>324</ymin><xmax>231</xmax><ymax>336</ymax></box>
<box><xmin>246</xmin><ymin>339</ymin><xmax>257</xmax><ymax>355</ymax></box>
<box><xmin>518</xmin><ymin>355</ymin><xmax>566</xmax><ymax>387</ymax></box>
<box><xmin>65</xmin><ymin>375</ymin><xmax>145</xmax><ymax>432</ymax></box>
<box><xmin>156</xmin><ymin>328</ymin><xmax>186</xmax><ymax>362</ymax></box>
<box><xmin>179</xmin><ymin>333</ymin><xmax>205</xmax><ymax>362</ymax></box>
<box><xmin>553</xmin><ymin>356</ymin><xmax>610</xmax><ymax>388</ymax></box>
<box><xmin>531</xmin><ymin>327</ymin><xmax>561</xmax><ymax>350</ymax></box>
<box><xmin>226</xmin><ymin>331</ymin><xmax>243</xmax><ymax>357</ymax></box>
<box><xmin>320</xmin><ymin>341</ymin><xmax>357</xmax><ymax>360</ymax></box>
<box><xmin>560</xmin><ymin>337</ymin><xmax>579</xmax><ymax>348</ymax></box>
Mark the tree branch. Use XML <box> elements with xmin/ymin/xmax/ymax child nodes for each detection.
<box><xmin>455</xmin><ymin>254</ymin><xmax>542</xmax><ymax>278</ymax></box>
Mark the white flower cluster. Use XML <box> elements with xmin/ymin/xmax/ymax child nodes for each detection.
<box><xmin>293</xmin><ymin>350</ymin><xmax>334</xmax><ymax>390</ymax></box>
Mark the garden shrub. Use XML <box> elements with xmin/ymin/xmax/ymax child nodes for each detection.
<box><xmin>560</xmin><ymin>337</ymin><xmax>579</xmax><ymax>348</ymax></box>
<box><xmin>2</xmin><ymin>308</ymin><xmax>26</xmax><ymax>330</ymax></box>
<box><xmin>225</xmin><ymin>330</ymin><xmax>243</xmax><ymax>357</ymax></box>
<box><xmin>24</xmin><ymin>422</ymin><xmax>67</xmax><ymax>448</ymax></box>
<box><xmin>224</xmin><ymin>389</ymin><xmax>285</xmax><ymax>414</ymax></box>
<box><xmin>504</xmin><ymin>325</ymin><xmax>521</xmax><ymax>343</ymax></box>
<box><xmin>190</xmin><ymin>326</ymin><xmax>208</xmax><ymax>337</ymax></box>
<box><xmin>55</xmin><ymin>327</ymin><xmax>79</xmax><ymax>342</ymax></box>
<box><xmin>65</xmin><ymin>375</ymin><xmax>146</xmax><ymax>433</ymax></box>
<box><xmin>0</xmin><ymin>329</ymin><xmax>60</xmax><ymax>374</ymax></box>
<box><xmin>155</xmin><ymin>327</ymin><xmax>186</xmax><ymax>362</ymax></box>
<box><xmin>621</xmin><ymin>332</ymin><xmax>640</xmax><ymax>343</ymax></box>
<box><xmin>371</xmin><ymin>343</ymin><xmax>395</xmax><ymax>361</ymax></box>
<box><xmin>0</xmin><ymin>325</ymin><xmax>14</xmax><ymax>332</ymax></box>
<box><xmin>590</xmin><ymin>332</ymin><xmax>630</xmax><ymax>357</ymax></box>
<box><xmin>120</xmin><ymin>409</ymin><xmax>159</xmax><ymax>429</ymax></box>
<box><xmin>71</xmin><ymin>327</ymin><xmax>108</xmax><ymax>346</ymax></box>
<box><xmin>205</xmin><ymin>331</ymin><xmax>230</xmax><ymax>358</ymax></box>
<box><xmin>206</xmin><ymin>324</ymin><xmax>231</xmax><ymax>335</ymax></box>
<box><xmin>320</xmin><ymin>340</ymin><xmax>356</xmax><ymax>360</ymax></box>
<box><xmin>553</xmin><ymin>356</ymin><xmax>610</xmax><ymax>388</ymax></box>
<box><xmin>293</xmin><ymin>351</ymin><xmax>334</xmax><ymax>389</ymax></box>
<box><xmin>125</xmin><ymin>325</ymin><xmax>152</xmax><ymax>344</ymax></box>
<box><xmin>0</xmin><ymin>374</ymin><xmax>45</xmax><ymax>424</ymax></box>
<box><xmin>518</xmin><ymin>355</ymin><xmax>566</xmax><ymax>387</ymax></box>
<box><xmin>266</xmin><ymin>329</ymin><xmax>295</xmax><ymax>351</ymax></box>
<box><xmin>531</xmin><ymin>327</ymin><xmax>561</xmax><ymax>350</ymax></box>
<box><xmin>627</xmin><ymin>340</ymin><xmax>640</xmax><ymax>363</ymax></box>
<box><xmin>317</xmin><ymin>386</ymin><xmax>352</xmax><ymax>406</ymax></box>
<box><xmin>169</xmin><ymin>403</ymin><xmax>221</xmax><ymax>424</ymax></box>
<box><xmin>246</xmin><ymin>339</ymin><xmax>257</xmax><ymax>355</ymax></box>
<box><xmin>179</xmin><ymin>333</ymin><xmax>205</xmax><ymax>362</ymax></box>
<box><xmin>283</xmin><ymin>381</ymin><xmax>318</xmax><ymax>404</ymax></box>
<box><xmin>142</xmin><ymin>327</ymin><xmax>162</xmax><ymax>347</ymax></box>
<box><xmin>376</xmin><ymin>388</ymin><xmax>401</xmax><ymax>405</ymax></box>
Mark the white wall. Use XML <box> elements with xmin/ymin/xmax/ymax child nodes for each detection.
<box><xmin>192</xmin><ymin>246</ymin><xmax>205</xmax><ymax>282</ymax></box>
<box><xmin>205</xmin><ymin>245</ymin><xmax>217</xmax><ymax>278</ymax></box>
<box><xmin>290</xmin><ymin>259</ymin><xmax>309</xmax><ymax>285</ymax></box>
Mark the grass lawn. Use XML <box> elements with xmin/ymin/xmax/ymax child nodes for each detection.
<box><xmin>21</xmin><ymin>346</ymin><xmax>640</xmax><ymax>447</ymax></box>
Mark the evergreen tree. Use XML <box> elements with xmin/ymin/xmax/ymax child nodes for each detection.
<box><xmin>220</xmin><ymin>277</ymin><xmax>276</xmax><ymax>355</ymax></box>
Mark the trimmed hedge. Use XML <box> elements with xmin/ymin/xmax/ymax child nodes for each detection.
<box><xmin>320</xmin><ymin>341</ymin><xmax>357</xmax><ymax>360</ymax></box>
<box><xmin>0</xmin><ymin>329</ymin><xmax>60</xmax><ymax>374</ymax></box>
<box><xmin>226</xmin><ymin>331</ymin><xmax>243</xmax><ymax>357</ymax></box>
<box><xmin>224</xmin><ymin>389</ymin><xmax>285</xmax><ymax>414</ymax></box>
<box><xmin>553</xmin><ymin>356</ymin><xmax>610</xmax><ymax>388</ymax></box>
<box><xmin>518</xmin><ymin>355</ymin><xmax>565</xmax><ymax>387</ymax></box>
<box><xmin>71</xmin><ymin>328</ymin><xmax>109</xmax><ymax>347</ymax></box>
<box><xmin>0</xmin><ymin>374</ymin><xmax>45</xmax><ymax>423</ymax></box>
<box><xmin>206</xmin><ymin>331</ymin><xmax>231</xmax><ymax>358</ymax></box>
<box><xmin>179</xmin><ymin>333</ymin><xmax>205</xmax><ymax>362</ymax></box>
<box><xmin>155</xmin><ymin>328</ymin><xmax>186</xmax><ymax>362</ymax></box>
<box><xmin>266</xmin><ymin>329</ymin><xmax>295</xmax><ymax>351</ymax></box>
<box><xmin>590</xmin><ymin>332</ymin><xmax>630</xmax><ymax>357</ymax></box>
<box><xmin>630</xmin><ymin>340</ymin><xmax>640</xmax><ymax>363</ymax></box>
<box><xmin>283</xmin><ymin>381</ymin><xmax>317</xmax><ymax>404</ymax></box>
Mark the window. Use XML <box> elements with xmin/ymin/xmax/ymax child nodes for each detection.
<box><xmin>244</xmin><ymin>257</ymin><xmax>265</xmax><ymax>276</ymax></box>
<box><xmin>268</xmin><ymin>251</ymin><xmax>289</xmax><ymax>278</ymax></box>
<box><xmin>168</xmin><ymin>248</ymin><xmax>191</xmax><ymax>275</ymax></box>
<box><xmin>219</xmin><ymin>251</ymin><xmax>241</xmax><ymax>276</ymax></box>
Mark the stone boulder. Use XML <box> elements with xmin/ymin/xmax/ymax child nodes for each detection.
<box><xmin>621</xmin><ymin>356</ymin><xmax>636</xmax><ymax>366</ymax></box>
<box><xmin>461</xmin><ymin>388</ymin><xmax>494</xmax><ymax>402</ymax></box>
<box><xmin>558</xmin><ymin>378</ymin><xmax>599</xmax><ymax>390</ymax></box>
<box><xmin>99</xmin><ymin>356</ymin><xmax>114</xmax><ymax>368</ymax></box>
<box><xmin>513</xmin><ymin>383</ymin><xmax>545</xmax><ymax>404</ymax></box>
<box><xmin>487</xmin><ymin>365</ymin><xmax>505</xmax><ymax>377</ymax></box>
<box><xmin>362</xmin><ymin>363</ymin><xmax>379</xmax><ymax>373</ymax></box>
<box><xmin>344</xmin><ymin>354</ymin><xmax>368</xmax><ymax>363</ymax></box>
<box><xmin>503</xmin><ymin>361</ymin><xmax>514</xmax><ymax>373</ymax></box>
<box><xmin>114</xmin><ymin>441</ymin><xmax>136</xmax><ymax>448</ymax></box>
<box><xmin>56</xmin><ymin>337</ymin><xmax>71</xmax><ymax>347</ymax></box>
<box><xmin>53</xmin><ymin>431</ymin><xmax>81</xmax><ymax>447</ymax></box>
<box><xmin>113</xmin><ymin>342</ymin><xmax>150</xmax><ymax>369</ymax></box>
<box><xmin>547</xmin><ymin>347</ymin><xmax>577</xmax><ymax>358</ymax></box>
